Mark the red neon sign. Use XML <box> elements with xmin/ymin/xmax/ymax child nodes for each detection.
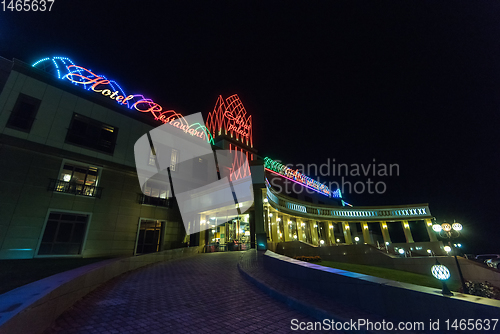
<box><xmin>206</xmin><ymin>94</ymin><xmax>253</xmax><ymax>148</ymax></box>
<box><xmin>64</xmin><ymin>65</ymin><xmax>213</xmax><ymax>143</ymax></box>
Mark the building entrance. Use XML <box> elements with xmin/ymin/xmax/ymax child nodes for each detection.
<box><xmin>205</xmin><ymin>215</ymin><xmax>251</xmax><ymax>252</ymax></box>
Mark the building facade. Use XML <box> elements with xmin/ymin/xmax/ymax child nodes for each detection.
<box><xmin>0</xmin><ymin>56</ymin><xmax>444</xmax><ymax>260</ymax></box>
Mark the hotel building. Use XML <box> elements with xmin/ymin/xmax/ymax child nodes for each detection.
<box><xmin>0</xmin><ymin>56</ymin><xmax>442</xmax><ymax>260</ymax></box>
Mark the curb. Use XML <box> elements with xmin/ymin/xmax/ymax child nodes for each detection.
<box><xmin>237</xmin><ymin>261</ymin><xmax>375</xmax><ymax>334</ymax></box>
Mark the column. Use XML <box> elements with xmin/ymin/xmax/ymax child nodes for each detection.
<box><xmin>424</xmin><ymin>218</ymin><xmax>438</xmax><ymax>242</ymax></box>
<box><xmin>296</xmin><ymin>219</ymin><xmax>302</xmax><ymax>242</ymax></box>
<box><xmin>342</xmin><ymin>222</ymin><xmax>352</xmax><ymax>244</ymax></box>
<box><xmin>282</xmin><ymin>215</ymin><xmax>291</xmax><ymax>242</ymax></box>
<box><xmin>380</xmin><ymin>221</ymin><xmax>391</xmax><ymax>245</ymax></box>
<box><xmin>300</xmin><ymin>221</ymin><xmax>307</xmax><ymax>241</ymax></box>
<box><xmin>361</xmin><ymin>222</ymin><xmax>373</xmax><ymax>244</ymax></box>
<box><xmin>310</xmin><ymin>221</ymin><xmax>319</xmax><ymax>245</ymax></box>
<box><xmin>327</xmin><ymin>222</ymin><xmax>336</xmax><ymax>244</ymax></box>
<box><xmin>269</xmin><ymin>211</ymin><xmax>278</xmax><ymax>243</ymax></box>
<box><xmin>401</xmin><ymin>220</ymin><xmax>414</xmax><ymax>243</ymax></box>
<box><xmin>252</xmin><ymin>187</ymin><xmax>266</xmax><ymax>250</ymax></box>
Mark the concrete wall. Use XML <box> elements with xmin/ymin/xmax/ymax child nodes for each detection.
<box><xmin>0</xmin><ymin>246</ymin><xmax>203</xmax><ymax>334</ymax></box>
<box><xmin>275</xmin><ymin>241</ymin><xmax>500</xmax><ymax>288</ymax></box>
<box><xmin>264</xmin><ymin>250</ymin><xmax>500</xmax><ymax>323</ymax></box>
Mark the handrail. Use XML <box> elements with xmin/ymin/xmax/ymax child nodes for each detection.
<box><xmin>266</xmin><ymin>186</ymin><xmax>432</xmax><ymax>221</ymax></box>
<box><xmin>48</xmin><ymin>178</ymin><xmax>103</xmax><ymax>198</ymax></box>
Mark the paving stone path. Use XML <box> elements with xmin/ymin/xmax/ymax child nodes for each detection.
<box><xmin>44</xmin><ymin>252</ymin><xmax>325</xmax><ymax>334</ymax></box>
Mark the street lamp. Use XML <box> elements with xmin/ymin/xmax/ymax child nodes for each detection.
<box><xmin>431</xmin><ymin>219</ymin><xmax>467</xmax><ymax>294</ymax></box>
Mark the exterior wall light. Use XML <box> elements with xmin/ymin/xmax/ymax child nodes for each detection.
<box><xmin>443</xmin><ymin>245</ymin><xmax>451</xmax><ymax>253</ymax></box>
<box><xmin>354</xmin><ymin>237</ymin><xmax>359</xmax><ymax>242</ymax></box>
<box><xmin>269</xmin><ymin>213</ymin><xmax>273</xmax><ymax>217</ymax></box>
<box><xmin>320</xmin><ymin>240</ymin><xmax>325</xmax><ymax>245</ymax></box>
<box><xmin>398</xmin><ymin>248</ymin><xmax>405</xmax><ymax>255</ymax></box>
<box><xmin>336</xmin><ymin>239</ymin><xmax>340</xmax><ymax>242</ymax></box>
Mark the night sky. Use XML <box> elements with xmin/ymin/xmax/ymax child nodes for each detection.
<box><xmin>2</xmin><ymin>1</ymin><xmax>499</xmax><ymax>253</ymax></box>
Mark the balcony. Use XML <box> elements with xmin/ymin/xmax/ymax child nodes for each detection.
<box><xmin>48</xmin><ymin>179</ymin><xmax>103</xmax><ymax>198</ymax></box>
<box><xmin>137</xmin><ymin>194</ymin><xmax>173</xmax><ymax>208</ymax></box>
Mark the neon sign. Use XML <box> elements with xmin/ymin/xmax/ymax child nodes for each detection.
<box><xmin>32</xmin><ymin>57</ymin><xmax>213</xmax><ymax>144</ymax></box>
<box><xmin>206</xmin><ymin>94</ymin><xmax>252</xmax><ymax>148</ymax></box>
<box><xmin>264</xmin><ymin>157</ymin><xmax>342</xmax><ymax>198</ymax></box>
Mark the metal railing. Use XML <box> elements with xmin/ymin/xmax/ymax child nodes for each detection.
<box><xmin>137</xmin><ymin>194</ymin><xmax>173</xmax><ymax>208</ymax></box>
<box><xmin>48</xmin><ymin>179</ymin><xmax>103</xmax><ymax>198</ymax></box>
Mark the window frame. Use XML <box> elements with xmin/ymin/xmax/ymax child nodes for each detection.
<box><xmin>6</xmin><ymin>93</ymin><xmax>42</xmax><ymax>133</ymax></box>
<box><xmin>65</xmin><ymin>113</ymin><xmax>119</xmax><ymax>155</ymax></box>
<box><xmin>53</xmin><ymin>159</ymin><xmax>103</xmax><ymax>198</ymax></box>
<box><xmin>35</xmin><ymin>209</ymin><xmax>93</xmax><ymax>258</ymax></box>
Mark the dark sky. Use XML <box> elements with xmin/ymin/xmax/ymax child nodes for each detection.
<box><xmin>2</xmin><ymin>1</ymin><xmax>499</xmax><ymax>253</ymax></box>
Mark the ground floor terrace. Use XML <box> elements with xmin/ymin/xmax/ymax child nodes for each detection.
<box><xmin>261</xmin><ymin>186</ymin><xmax>446</xmax><ymax>257</ymax></box>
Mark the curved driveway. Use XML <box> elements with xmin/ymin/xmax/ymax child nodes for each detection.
<box><xmin>44</xmin><ymin>252</ymin><xmax>318</xmax><ymax>334</ymax></box>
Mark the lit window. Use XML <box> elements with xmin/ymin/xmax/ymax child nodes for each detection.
<box><xmin>6</xmin><ymin>93</ymin><xmax>41</xmax><ymax>132</ymax></box>
<box><xmin>52</xmin><ymin>162</ymin><xmax>101</xmax><ymax>197</ymax></box>
<box><xmin>148</xmin><ymin>148</ymin><xmax>157</xmax><ymax>167</ymax></box>
<box><xmin>170</xmin><ymin>148</ymin><xmax>178</xmax><ymax>171</ymax></box>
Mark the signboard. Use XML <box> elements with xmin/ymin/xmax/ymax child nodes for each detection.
<box><xmin>264</xmin><ymin>157</ymin><xmax>342</xmax><ymax>198</ymax></box>
<box><xmin>32</xmin><ymin>57</ymin><xmax>213</xmax><ymax>144</ymax></box>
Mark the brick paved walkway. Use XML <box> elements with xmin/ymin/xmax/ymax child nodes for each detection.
<box><xmin>44</xmin><ymin>252</ymin><xmax>324</xmax><ymax>334</ymax></box>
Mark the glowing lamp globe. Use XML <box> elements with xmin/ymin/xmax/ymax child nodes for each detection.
<box><xmin>443</xmin><ymin>246</ymin><xmax>451</xmax><ymax>253</ymax></box>
<box><xmin>398</xmin><ymin>248</ymin><xmax>405</xmax><ymax>255</ymax></box>
<box><xmin>320</xmin><ymin>240</ymin><xmax>325</xmax><ymax>245</ymax></box>
<box><xmin>354</xmin><ymin>237</ymin><xmax>359</xmax><ymax>242</ymax></box>
<box><xmin>432</xmin><ymin>224</ymin><xmax>442</xmax><ymax>232</ymax></box>
<box><xmin>442</xmin><ymin>223</ymin><xmax>452</xmax><ymax>232</ymax></box>
<box><xmin>431</xmin><ymin>264</ymin><xmax>451</xmax><ymax>281</ymax></box>
<box><xmin>452</xmin><ymin>223</ymin><xmax>462</xmax><ymax>231</ymax></box>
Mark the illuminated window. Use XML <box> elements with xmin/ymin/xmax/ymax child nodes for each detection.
<box><xmin>143</xmin><ymin>180</ymin><xmax>169</xmax><ymax>199</ymax></box>
<box><xmin>38</xmin><ymin>212</ymin><xmax>89</xmax><ymax>256</ymax></box>
<box><xmin>6</xmin><ymin>93</ymin><xmax>41</xmax><ymax>132</ymax></box>
<box><xmin>148</xmin><ymin>148</ymin><xmax>156</xmax><ymax>167</ymax></box>
<box><xmin>54</xmin><ymin>162</ymin><xmax>101</xmax><ymax>197</ymax></box>
<box><xmin>170</xmin><ymin>148</ymin><xmax>178</xmax><ymax>171</ymax></box>
<box><xmin>65</xmin><ymin>113</ymin><xmax>118</xmax><ymax>154</ymax></box>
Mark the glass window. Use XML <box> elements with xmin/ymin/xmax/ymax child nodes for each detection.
<box><xmin>170</xmin><ymin>149</ymin><xmax>178</xmax><ymax>171</ymax></box>
<box><xmin>55</xmin><ymin>163</ymin><xmax>100</xmax><ymax>197</ymax></box>
<box><xmin>148</xmin><ymin>148</ymin><xmax>156</xmax><ymax>166</ymax></box>
<box><xmin>65</xmin><ymin>113</ymin><xmax>118</xmax><ymax>154</ymax></box>
<box><xmin>38</xmin><ymin>212</ymin><xmax>89</xmax><ymax>256</ymax></box>
<box><xmin>6</xmin><ymin>93</ymin><xmax>41</xmax><ymax>132</ymax></box>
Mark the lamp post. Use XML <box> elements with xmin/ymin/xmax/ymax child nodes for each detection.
<box><xmin>432</xmin><ymin>219</ymin><xmax>468</xmax><ymax>294</ymax></box>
